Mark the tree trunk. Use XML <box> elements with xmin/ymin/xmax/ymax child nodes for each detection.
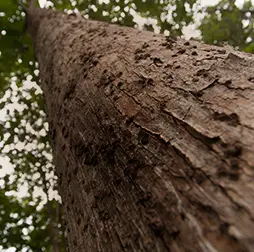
<box><xmin>27</xmin><ymin>6</ymin><xmax>254</xmax><ymax>252</ymax></box>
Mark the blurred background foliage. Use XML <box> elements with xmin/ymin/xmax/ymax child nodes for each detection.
<box><xmin>199</xmin><ymin>0</ymin><xmax>254</xmax><ymax>52</ymax></box>
<box><xmin>0</xmin><ymin>0</ymin><xmax>253</xmax><ymax>251</ymax></box>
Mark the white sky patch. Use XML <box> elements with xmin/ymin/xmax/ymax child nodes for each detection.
<box><xmin>37</xmin><ymin>0</ymin><xmax>254</xmax><ymax>39</ymax></box>
<box><xmin>38</xmin><ymin>0</ymin><xmax>47</xmax><ymax>7</ymax></box>
<box><xmin>39</xmin><ymin>0</ymin><xmax>254</xmax><ymax>8</ymax></box>
<box><xmin>200</xmin><ymin>0</ymin><xmax>253</xmax><ymax>6</ymax></box>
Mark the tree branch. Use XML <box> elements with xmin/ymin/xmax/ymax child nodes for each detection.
<box><xmin>18</xmin><ymin>0</ymin><xmax>38</xmax><ymax>13</ymax></box>
<box><xmin>29</xmin><ymin>0</ymin><xmax>37</xmax><ymax>10</ymax></box>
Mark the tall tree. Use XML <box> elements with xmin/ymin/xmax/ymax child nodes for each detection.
<box><xmin>0</xmin><ymin>0</ymin><xmax>197</xmax><ymax>250</ymax></box>
<box><xmin>199</xmin><ymin>0</ymin><xmax>254</xmax><ymax>53</ymax></box>
<box><xmin>0</xmin><ymin>0</ymin><xmax>196</xmax><ymax>251</ymax></box>
<box><xmin>25</xmin><ymin>1</ymin><xmax>254</xmax><ymax>251</ymax></box>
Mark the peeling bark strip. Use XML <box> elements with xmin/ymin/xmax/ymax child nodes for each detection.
<box><xmin>28</xmin><ymin>5</ymin><xmax>254</xmax><ymax>252</ymax></box>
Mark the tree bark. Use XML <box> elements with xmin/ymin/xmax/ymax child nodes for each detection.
<box><xmin>27</xmin><ymin>6</ymin><xmax>254</xmax><ymax>252</ymax></box>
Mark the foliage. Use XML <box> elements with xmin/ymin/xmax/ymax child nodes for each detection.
<box><xmin>199</xmin><ymin>0</ymin><xmax>254</xmax><ymax>53</ymax></box>
<box><xmin>0</xmin><ymin>0</ymin><xmax>197</xmax><ymax>251</ymax></box>
<box><xmin>0</xmin><ymin>189</ymin><xmax>64</xmax><ymax>252</ymax></box>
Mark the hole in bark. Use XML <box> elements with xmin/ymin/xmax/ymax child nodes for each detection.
<box><xmin>83</xmin><ymin>152</ymin><xmax>99</xmax><ymax>166</ymax></box>
<box><xmin>114</xmin><ymin>177</ymin><xmax>122</xmax><ymax>186</ymax></box>
<box><xmin>113</xmin><ymin>95</ymin><xmax>119</xmax><ymax>101</ymax></box>
<box><xmin>101</xmin><ymin>146</ymin><xmax>115</xmax><ymax>165</ymax></box>
<box><xmin>116</xmin><ymin>71</ymin><xmax>123</xmax><ymax>77</ymax></box>
<box><xmin>196</xmin><ymin>69</ymin><xmax>207</xmax><ymax>76</ymax></box>
<box><xmin>178</xmin><ymin>48</ymin><xmax>186</xmax><ymax>54</ymax></box>
<box><xmin>217</xmin><ymin>49</ymin><xmax>226</xmax><ymax>54</ymax></box>
<box><xmin>135</xmin><ymin>48</ymin><xmax>143</xmax><ymax>54</ymax></box>
<box><xmin>153</xmin><ymin>57</ymin><xmax>163</xmax><ymax>67</ymax></box>
<box><xmin>228</xmin><ymin>172</ymin><xmax>240</xmax><ymax>181</ymax></box>
<box><xmin>213</xmin><ymin>112</ymin><xmax>240</xmax><ymax>127</ymax></box>
<box><xmin>194</xmin><ymin>90</ymin><xmax>204</xmax><ymax>97</ymax></box>
<box><xmin>124</xmin><ymin>159</ymin><xmax>141</xmax><ymax>178</ymax></box>
<box><xmin>117</xmin><ymin>82</ymin><xmax>123</xmax><ymax>88</ymax></box>
<box><xmin>219</xmin><ymin>223</ymin><xmax>229</xmax><ymax>234</ymax></box>
<box><xmin>142</xmin><ymin>42</ymin><xmax>149</xmax><ymax>48</ymax></box>
<box><xmin>194</xmin><ymin>170</ymin><xmax>207</xmax><ymax>184</ymax></box>
<box><xmin>125</xmin><ymin>116</ymin><xmax>134</xmax><ymax>126</ymax></box>
<box><xmin>136</xmin><ymin>191</ymin><xmax>152</xmax><ymax>205</ymax></box>
<box><xmin>171</xmin><ymin>230</ymin><xmax>180</xmax><ymax>239</ymax></box>
<box><xmin>83</xmin><ymin>224</ymin><xmax>88</xmax><ymax>232</ymax></box>
<box><xmin>147</xmin><ymin>78</ymin><xmax>153</xmax><ymax>85</ymax></box>
<box><xmin>230</xmin><ymin>158</ymin><xmax>239</xmax><ymax>170</ymax></box>
<box><xmin>224</xmin><ymin>79</ymin><xmax>232</xmax><ymax>85</ymax></box>
<box><xmin>93</xmin><ymin>60</ymin><xmax>98</xmax><ymax>66</ymax></box>
<box><xmin>224</xmin><ymin>144</ymin><xmax>242</xmax><ymax>157</ymax></box>
<box><xmin>64</xmin><ymin>131</ymin><xmax>69</xmax><ymax>139</ymax></box>
<box><xmin>138</xmin><ymin>78</ymin><xmax>146</xmax><ymax>85</ymax></box>
<box><xmin>248</xmin><ymin>77</ymin><xmax>254</xmax><ymax>83</ymax></box>
<box><xmin>138</xmin><ymin>130</ymin><xmax>149</xmax><ymax>145</ymax></box>
<box><xmin>149</xmin><ymin>218</ymin><xmax>164</xmax><ymax>236</ymax></box>
<box><xmin>217</xmin><ymin>167</ymin><xmax>240</xmax><ymax>181</ymax></box>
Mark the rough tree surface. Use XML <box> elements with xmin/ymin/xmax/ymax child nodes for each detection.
<box><xmin>27</xmin><ymin>5</ymin><xmax>254</xmax><ymax>252</ymax></box>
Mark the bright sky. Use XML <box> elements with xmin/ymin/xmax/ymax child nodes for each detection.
<box><xmin>39</xmin><ymin>0</ymin><xmax>251</xmax><ymax>7</ymax></box>
<box><xmin>38</xmin><ymin>0</ymin><xmax>253</xmax><ymax>38</ymax></box>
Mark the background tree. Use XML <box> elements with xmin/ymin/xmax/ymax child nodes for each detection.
<box><xmin>199</xmin><ymin>0</ymin><xmax>254</xmax><ymax>53</ymax></box>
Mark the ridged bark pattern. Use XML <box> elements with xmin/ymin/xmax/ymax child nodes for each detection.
<box><xmin>28</xmin><ymin>8</ymin><xmax>254</xmax><ymax>252</ymax></box>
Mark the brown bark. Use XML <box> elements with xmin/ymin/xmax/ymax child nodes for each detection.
<box><xmin>27</xmin><ymin>6</ymin><xmax>254</xmax><ymax>252</ymax></box>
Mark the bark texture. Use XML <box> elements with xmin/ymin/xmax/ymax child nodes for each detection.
<box><xmin>28</xmin><ymin>7</ymin><xmax>254</xmax><ymax>252</ymax></box>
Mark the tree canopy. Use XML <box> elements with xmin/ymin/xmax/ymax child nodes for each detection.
<box><xmin>199</xmin><ymin>0</ymin><xmax>254</xmax><ymax>52</ymax></box>
<box><xmin>0</xmin><ymin>0</ymin><xmax>253</xmax><ymax>251</ymax></box>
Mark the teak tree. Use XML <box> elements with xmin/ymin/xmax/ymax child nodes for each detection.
<box><xmin>0</xmin><ymin>0</ymin><xmax>196</xmax><ymax>250</ymax></box>
<box><xmin>25</xmin><ymin>0</ymin><xmax>254</xmax><ymax>251</ymax></box>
